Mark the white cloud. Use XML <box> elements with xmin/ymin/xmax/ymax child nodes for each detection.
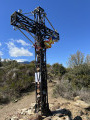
<box><xmin>16</xmin><ymin>39</ymin><xmax>30</xmax><ymax>46</ymax></box>
<box><xmin>0</xmin><ymin>43</ymin><xmax>2</xmax><ymax>46</ymax></box>
<box><xmin>7</xmin><ymin>42</ymin><xmax>33</xmax><ymax>57</ymax></box>
<box><xmin>0</xmin><ymin>51</ymin><xmax>3</xmax><ymax>56</ymax></box>
<box><xmin>14</xmin><ymin>59</ymin><xmax>27</xmax><ymax>62</ymax></box>
<box><xmin>1</xmin><ymin>59</ymin><xmax>11</xmax><ymax>62</ymax></box>
<box><xmin>1</xmin><ymin>58</ymin><xmax>4</xmax><ymax>61</ymax></box>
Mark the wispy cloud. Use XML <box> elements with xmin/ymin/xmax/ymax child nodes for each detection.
<box><xmin>16</xmin><ymin>39</ymin><xmax>30</xmax><ymax>46</ymax></box>
<box><xmin>0</xmin><ymin>51</ymin><xmax>3</xmax><ymax>56</ymax></box>
<box><xmin>0</xmin><ymin>42</ymin><xmax>2</xmax><ymax>47</ymax></box>
<box><xmin>7</xmin><ymin>42</ymin><xmax>33</xmax><ymax>57</ymax></box>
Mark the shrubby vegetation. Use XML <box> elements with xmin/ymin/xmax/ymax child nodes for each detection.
<box><xmin>0</xmin><ymin>50</ymin><xmax>90</xmax><ymax>104</ymax></box>
<box><xmin>53</xmin><ymin>51</ymin><xmax>90</xmax><ymax>103</ymax></box>
<box><xmin>52</xmin><ymin>63</ymin><xmax>66</xmax><ymax>76</ymax></box>
<box><xmin>0</xmin><ymin>59</ymin><xmax>35</xmax><ymax>104</ymax></box>
<box><xmin>47</xmin><ymin>63</ymin><xmax>66</xmax><ymax>81</ymax></box>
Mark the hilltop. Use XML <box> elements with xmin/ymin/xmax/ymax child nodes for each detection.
<box><xmin>0</xmin><ymin>55</ymin><xmax>90</xmax><ymax>120</ymax></box>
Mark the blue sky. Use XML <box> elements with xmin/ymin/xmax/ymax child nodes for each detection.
<box><xmin>0</xmin><ymin>0</ymin><xmax>90</xmax><ymax>67</ymax></box>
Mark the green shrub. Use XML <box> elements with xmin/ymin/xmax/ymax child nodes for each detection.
<box><xmin>18</xmin><ymin>65</ymin><xmax>26</xmax><ymax>70</ymax></box>
<box><xmin>0</xmin><ymin>95</ymin><xmax>10</xmax><ymax>104</ymax></box>
<box><xmin>52</xmin><ymin>63</ymin><xmax>66</xmax><ymax>76</ymax></box>
<box><xmin>65</xmin><ymin>64</ymin><xmax>90</xmax><ymax>89</ymax></box>
<box><xmin>0</xmin><ymin>60</ymin><xmax>35</xmax><ymax>104</ymax></box>
<box><xmin>53</xmin><ymin>64</ymin><xmax>90</xmax><ymax>103</ymax></box>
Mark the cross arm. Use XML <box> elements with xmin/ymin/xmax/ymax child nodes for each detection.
<box><xmin>11</xmin><ymin>11</ymin><xmax>59</xmax><ymax>40</ymax></box>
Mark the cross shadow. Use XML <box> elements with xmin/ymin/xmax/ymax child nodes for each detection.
<box><xmin>51</xmin><ymin>108</ymin><xmax>82</xmax><ymax>120</ymax></box>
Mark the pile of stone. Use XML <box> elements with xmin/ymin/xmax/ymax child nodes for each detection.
<box><xmin>5</xmin><ymin>99</ymin><xmax>90</xmax><ymax>120</ymax></box>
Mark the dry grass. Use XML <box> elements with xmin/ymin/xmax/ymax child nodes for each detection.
<box><xmin>53</xmin><ymin>79</ymin><xmax>90</xmax><ymax>103</ymax></box>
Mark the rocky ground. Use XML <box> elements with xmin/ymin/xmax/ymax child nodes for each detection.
<box><xmin>0</xmin><ymin>82</ymin><xmax>90</xmax><ymax>120</ymax></box>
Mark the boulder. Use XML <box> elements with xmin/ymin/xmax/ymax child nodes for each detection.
<box><xmin>29</xmin><ymin>113</ymin><xmax>42</xmax><ymax>120</ymax></box>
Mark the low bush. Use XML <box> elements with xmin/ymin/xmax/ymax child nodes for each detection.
<box><xmin>53</xmin><ymin>79</ymin><xmax>78</xmax><ymax>99</ymax></box>
<box><xmin>78</xmin><ymin>88</ymin><xmax>90</xmax><ymax>103</ymax></box>
<box><xmin>53</xmin><ymin>64</ymin><xmax>90</xmax><ymax>103</ymax></box>
<box><xmin>53</xmin><ymin>79</ymin><xmax>90</xmax><ymax>103</ymax></box>
<box><xmin>0</xmin><ymin>95</ymin><xmax>10</xmax><ymax>104</ymax></box>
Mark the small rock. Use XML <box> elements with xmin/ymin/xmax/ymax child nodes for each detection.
<box><xmin>27</xmin><ymin>108</ymin><xmax>35</xmax><ymax>115</ymax></box>
<box><xmin>21</xmin><ymin>108</ymin><xmax>28</xmax><ymax>115</ymax></box>
<box><xmin>44</xmin><ymin>117</ymin><xmax>52</xmax><ymax>120</ymax></box>
<box><xmin>74</xmin><ymin>96</ymin><xmax>81</xmax><ymax>101</ymax></box>
<box><xmin>14</xmin><ymin>99</ymin><xmax>18</xmax><ymax>102</ymax></box>
<box><xmin>51</xmin><ymin>103</ymin><xmax>60</xmax><ymax>111</ymax></box>
<box><xmin>30</xmin><ymin>102</ymin><xmax>36</xmax><ymax>108</ymax></box>
<box><xmin>29</xmin><ymin>113</ymin><xmax>42</xmax><ymax>120</ymax></box>
<box><xmin>49</xmin><ymin>103</ymin><xmax>54</xmax><ymax>108</ymax></box>
<box><xmin>5</xmin><ymin>118</ymin><xmax>11</xmax><ymax>120</ymax></box>
<box><xmin>82</xmin><ymin>115</ymin><xmax>90</xmax><ymax>120</ymax></box>
<box><xmin>11</xmin><ymin>116</ymin><xmax>19</xmax><ymax>120</ymax></box>
<box><xmin>52</xmin><ymin>116</ymin><xmax>60</xmax><ymax>120</ymax></box>
<box><xmin>19</xmin><ymin>119</ymin><xmax>25</xmax><ymax>120</ymax></box>
<box><xmin>63</xmin><ymin>116</ymin><xmax>70</xmax><ymax>120</ymax></box>
<box><xmin>74</xmin><ymin>100</ymin><xmax>90</xmax><ymax>109</ymax></box>
<box><xmin>52</xmin><ymin>116</ymin><xmax>70</xmax><ymax>120</ymax></box>
<box><xmin>17</xmin><ymin>109</ymin><xmax>22</xmax><ymax>113</ymax></box>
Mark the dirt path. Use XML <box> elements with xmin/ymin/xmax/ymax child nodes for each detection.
<box><xmin>0</xmin><ymin>91</ymin><xmax>35</xmax><ymax>120</ymax></box>
<box><xmin>0</xmin><ymin>83</ymin><xmax>54</xmax><ymax>120</ymax></box>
